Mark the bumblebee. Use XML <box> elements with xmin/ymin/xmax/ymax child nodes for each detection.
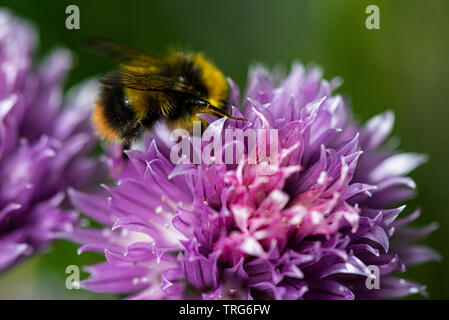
<box><xmin>84</xmin><ymin>38</ymin><xmax>245</xmax><ymax>151</ymax></box>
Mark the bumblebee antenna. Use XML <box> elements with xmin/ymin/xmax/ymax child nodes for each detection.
<box><xmin>206</xmin><ymin>104</ymin><xmax>246</xmax><ymax>122</ymax></box>
<box><xmin>193</xmin><ymin>99</ymin><xmax>246</xmax><ymax>122</ymax></box>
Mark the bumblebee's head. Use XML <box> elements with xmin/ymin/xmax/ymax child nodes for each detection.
<box><xmin>166</xmin><ymin>50</ymin><xmax>229</xmax><ymax>109</ymax></box>
<box><xmin>190</xmin><ymin>53</ymin><xmax>229</xmax><ymax>108</ymax></box>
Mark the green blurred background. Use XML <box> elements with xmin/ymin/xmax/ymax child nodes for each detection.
<box><xmin>0</xmin><ymin>0</ymin><xmax>447</xmax><ymax>299</ymax></box>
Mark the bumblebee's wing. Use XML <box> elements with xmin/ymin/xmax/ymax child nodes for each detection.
<box><xmin>83</xmin><ymin>38</ymin><xmax>163</xmax><ymax>67</ymax></box>
<box><xmin>99</xmin><ymin>69</ymin><xmax>199</xmax><ymax>95</ymax></box>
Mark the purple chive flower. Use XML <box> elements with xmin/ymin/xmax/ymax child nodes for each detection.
<box><xmin>66</xmin><ymin>62</ymin><xmax>439</xmax><ymax>299</ymax></box>
<box><xmin>0</xmin><ymin>10</ymin><xmax>100</xmax><ymax>271</ymax></box>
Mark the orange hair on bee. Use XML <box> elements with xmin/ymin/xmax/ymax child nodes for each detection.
<box><xmin>92</xmin><ymin>101</ymin><xmax>121</xmax><ymax>142</ymax></box>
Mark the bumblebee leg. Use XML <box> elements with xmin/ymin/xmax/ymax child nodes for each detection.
<box><xmin>121</xmin><ymin>121</ymin><xmax>142</xmax><ymax>159</ymax></box>
<box><xmin>121</xmin><ymin>142</ymin><xmax>131</xmax><ymax>159</ymax></box>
